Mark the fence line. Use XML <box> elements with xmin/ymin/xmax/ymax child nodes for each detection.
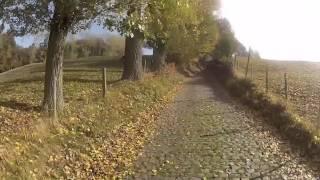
<box><xmin>245</xmin><ymin>52</ymin><xmax>251</xmax><ymax>79</ymax></box>
<box><xmin>284</xmin><ymin>72</ymin><xmax>288</xmax><ymax>100</ymax></box>
<box><xmin>234</xmin><ymin>57</ymin><xmax>320</xmax><ymax>129</ymax></box>
<box><xmin>102</xmin><ymin>67</ymin><xmax>107</xmax><ymax>97</ymax></box>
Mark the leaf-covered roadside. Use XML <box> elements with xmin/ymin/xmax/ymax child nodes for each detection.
<box><xmin>0</xmin><ymin>69</ymin><xmax>183</xmax><ymax>179</ymax></box>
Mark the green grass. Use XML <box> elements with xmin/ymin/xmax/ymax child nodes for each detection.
<box><xmin>234</xmin><ymin>57</ymin><xmax>320</xmax><ymax>138</ymax></box>
<box><xmin>0</xmin><ymin>56</ymin><xmax>183</xmax><ymax>179</ymax></box>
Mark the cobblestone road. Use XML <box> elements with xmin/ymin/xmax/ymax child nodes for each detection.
<box><xmin>130</xmin><ymin>76</ymin><xmax>320</xmax><ymax>179</ymax></box>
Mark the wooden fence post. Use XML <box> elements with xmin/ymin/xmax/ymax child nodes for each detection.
<box><xmin>318</xmin><ymin>85</ymin><xmax>320</xmax><ymax>118</ymax></box>
<box><xmin>234</xmin><ymin>55</ymin><xmax>237</xmax><ymax>69</ymax></box>
<box><xmin>53</xmin><ymin>76</ymin><xmax>57</xmax><ymax>121</ymax></box>
<box><xmin>284</xmin><ymin>72</ymin><xmax>288</xmax><ymax>100</ymax></box>
<box><xmin>237</xmin><ymin>56</ymin><xmax>239</xmax><ymax>70</ymax></box>
<box><xmin>265</xmin><ymin>65</ymin><xmax>269</xmax><ymax>93</ymax></box>
<box><xmin>102</xmin><ymin>67</ymin><xmax>107</xmax><ymax>97</ymax></box>
<box><xmin>245</xmin><ymin>51</ymin><xmax>251</xmax><ymax>79</ymax></box>
<box><xmin>250</xmin><ymin>63</ymin><xmax>253</xmax><ymax>80</ymax></box>
<box><xmin>144</xmin><ymin>58</ymin><xmax>147</xmax><ymax>73</ymax></box>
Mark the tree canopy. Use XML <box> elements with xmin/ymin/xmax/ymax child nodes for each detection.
<box><xmin>0</xmin><ymin>0</ymin><xmax>225</xmax><ymax>116</ymax></box>
<box><xmin>165</xmin><ymin>0</ymin><xmax>219</xmax><ymax>63</ymax></box>
<box><xmin>1</xmin><ymin>0</ymin><xmax>112</xmax><ymax>36</ymax></box>
<box><xmin>0</xmin><ymin>0</ymin><xmax>117</xmax><ymax>116</ymax></box>
<box><xmin>212</xmin><ymin>18</ymin><xmax>239</xmax><ymax>60</ymax></box>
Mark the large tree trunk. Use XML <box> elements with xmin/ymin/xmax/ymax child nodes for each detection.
<box><xmin>153</xmin><ymin>44</ymin><xmax>167</xmax><ymax>72</ymax></box>
<box><xmin>122</xmin><ymin>31</ymin><xmax>144</xmax><ymax>81</ymax></box>
<box><xmin>42</xmin><ymin>11</ymin><xmax>69</xmax><ymax>116</ymax></box>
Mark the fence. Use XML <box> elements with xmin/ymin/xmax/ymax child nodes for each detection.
<box><xmin>232</xmin><ymin>56</ymin><xmax>320</xmax><ymax>130</ymax></box>
<box><xmin>99</xmin><ymin>55</ymin><xmax>154</xmax><ymax>95</ymax></box>
<box><xmin>143</xmin><ymin>55</ymin><xmax>155</xmax><ymax>73</ymax></box>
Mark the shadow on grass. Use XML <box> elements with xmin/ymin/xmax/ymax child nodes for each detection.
<box><xmin>5</xmin><ymin>77</ymin><xmax>122</xmax><ymax>84</ymax></box>
<box><xmin>63</xmin><ymin>69</ymin><xmax>122</xmax><ymax>73</ymax></box>
<box><xmin>0</xmin><ymin>100</ymin><xmax>41</xmax><ymax>112</ymax></box>
<box><xmin>31</xmin><ymin>68</ymin><xmax>123</xmax><ymax>74</ymax></box>
<box><xmin>63</xmin><ymin>78</ymin><xmax>122</xmax><ymax>84</ymax></box>
<box><xmin>6</xmin><ymin>78</ymin><xmax>44</xmax><ymax>84</ymax></box>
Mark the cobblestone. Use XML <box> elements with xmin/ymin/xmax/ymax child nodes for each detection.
<box><xmin>129</xmin><ymin>77</ymin><xmax>320</xmax><ymax>179</ymax></box>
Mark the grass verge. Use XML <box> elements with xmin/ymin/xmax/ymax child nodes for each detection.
<box><xmin>0</xmin><ymin>64</ymin><xmax>183</xmax><ymax>179</ymax></box>
<box><xmin>234</xmin><ymin>57</ymin><xmax>320</xmax><ymax>130</ymax></box>
<box><xmin>205</xmin><ymin>60</ymin><xmax>320</xmax><ymax>155</ymax></box>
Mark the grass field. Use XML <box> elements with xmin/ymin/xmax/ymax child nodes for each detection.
<box><xmin>0</xmin><ymin>56</ymin><xmax>182</xmax><ymax>178</ymax></box>
<box><xmin>235</xmin><ymin>57</ymin><xmax>320</xmax><ymax>132</ymax></box>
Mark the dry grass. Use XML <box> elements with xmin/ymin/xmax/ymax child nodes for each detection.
<box><xmin>206</xmin><ymin>59</ymin><xmax>320</xmax><ymax>155</ymax></box>
<box><xmin>0</xmin><ymin>57</ymin><xmax>183</xmax><ymax>179</ymax></box>
<box><xmin>235</xmin><ymin>57</ymin><xmax>320</xmax><ymax>132</ymax></box>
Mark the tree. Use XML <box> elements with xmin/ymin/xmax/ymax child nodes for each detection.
<box><xmin>101</xmin><ymin>0</ymin><xmax>148</xmax><ymax>80</ymax></box>
<box><xmin>102</xmin><ymin>0</ymin><xmax>219</xmax><ymax>77</ymax></box>
<box><xmin>143</xmin><ymin>0</ymin><xmax>219</xmax><ymax>72</ymax></box>
<box><xmin>235</xmin><ymin>39</ymin><xmax>248</xmax><ymax>57</ymax></box>
<box><xmin>251</xmin><ymin>49</ymin><xmax>261</xmax><ymax>59</ymax></box>
<box><xmin>0</xmin><ymin>33</ymin><xmax>16</xmax><ymax>72</ymax></box>
<box><xmin>105</xmin><ymin>36</ymin><xmax>125</xmax><ymax>58</ymax></box>
<box><xmin>104</xmin><ymin>0</ymin><xmax>189</xmax><ymax>79</ymax></box>
<box><xmin>212</xmin><ymin>18</ymin><xmax>237</xmax><ymax>59</ymax></box>
<box><xmin>145</xmin><ymin>0</ymin><xmax>179</xmax><ymax>72</ymax></box>
<box><xmin>165</xmin><ymin>0</ymin><xmax>219</xmax><ymax>65</ymax></box>
<box><xmin>0</xmin><ymin>33</ymin><xmax>37</xmax><ymax>72</ymax></box>
<box><xmin>1</xmin><ymin>0</ymin><xmax>112</xmax><ymax>117</ymax></box>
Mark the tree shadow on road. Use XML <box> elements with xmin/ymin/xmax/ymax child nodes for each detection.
<box><xmin>184</xmin><ymin>73</ymin><xmax>234</xmax><ymax>104</ymax></box>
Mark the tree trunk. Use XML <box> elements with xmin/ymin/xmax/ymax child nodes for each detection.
<box><xmin>122</xmin><ymin>31</ymin><xmax>144</xmax><ymax>81</ymax></box>
<box><xmin>153</xmin><ymin>44</ymin><xmax>167</xmax><ymax>72</ymax></box>
<box><xmin>42</xmin><ymin>11</ymin><xmax>70</xmax><ymax>116</ymax></box>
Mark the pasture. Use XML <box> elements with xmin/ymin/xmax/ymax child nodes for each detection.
<box><xmin>0</xmin><ymin>56</ymin><xmax>181</xmax><ymax>178</ymax></box>
<box><xmin>235</xmin><ymin>57</ymin><xmax>320</xmax><ymax>131</ymax></box>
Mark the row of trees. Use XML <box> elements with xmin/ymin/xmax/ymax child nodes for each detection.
<box><xmin>211</xmin><ymin>18</ymin><xmax>245</xmax><ymax>60</ymax></box>
<box><xmin>1</xmin><ymin>0</ymin><xmax>221</xmax><ymax>117</ymax></box>
<box><xmin>0</xmin><ymin>33</ymin><xmax>124</xmax><ymax>72</ymax></box>
<box><xmin>0</xmin><ymin>33</ymin><xmax>44</xmax><ymax>72</ymax></box>
<box><xmin>211</xmin><ymin>18</ymin><xmax>260</xmax><ymax>61</ymax></box>
<box><xmin>64</xmin><ymin>36</ymin><xmax>125</xmax><ymax>59</ymax></box>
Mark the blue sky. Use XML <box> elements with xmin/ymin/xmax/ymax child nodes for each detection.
<box><xmin>15</xmin><ymin>24</ymin><xmax>112</xmax><ymax>47</ymax></box>
<box><xmin>15</xmin><ymin>24</ymin><xmax>154</xmax><ymax>55</ymax></box>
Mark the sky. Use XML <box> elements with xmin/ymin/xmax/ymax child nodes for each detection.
<box><xmin>15</xmin><ymin>24</ymin><xmax>111</xmax><ymax>47</ymax></box>
<box><xmin>14</xmin><ymin>24</ymin><xmax>154</xmax><ymax>55</ymax></box>
<box><xmin>221</xmin><ymin>0</ymin><xmax>320</xmax><ymax>61</ymax></box>
<box><xmin>14</xmin><ymin>0</ymin><xmax>320</xmax><ymax>61</ymax></box>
